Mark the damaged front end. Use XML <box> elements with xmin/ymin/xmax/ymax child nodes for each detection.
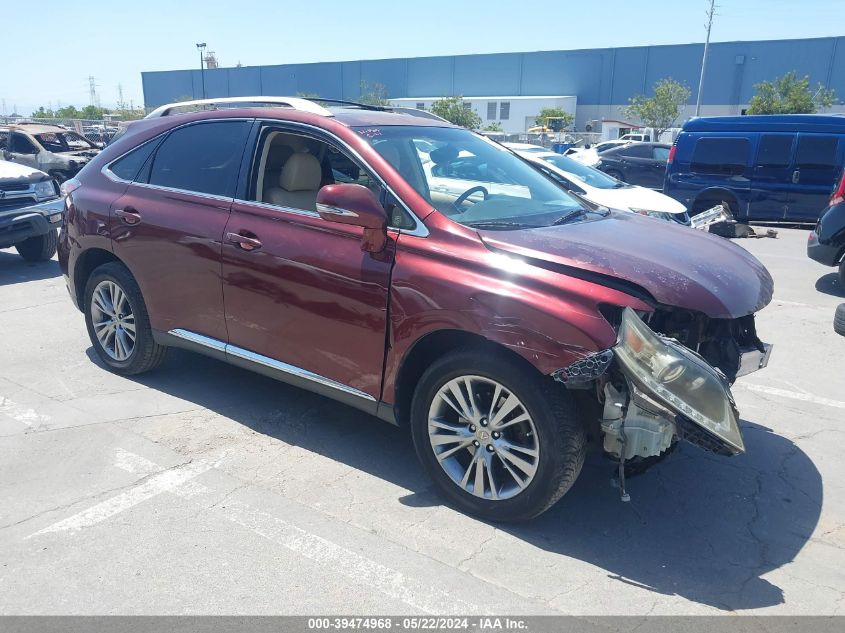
<box><xmin>555</xmin><ymin>307</ymin><xmax>772</xmax><ymax>498</ymax></box>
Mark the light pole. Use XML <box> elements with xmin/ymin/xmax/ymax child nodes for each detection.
<box><xmin>196</xmin><ymin>42</ymin><xmax>207</xmax><ymax>99</ymax></box>
<box><xmin>695</xmin><ymin>0</ymin><xmax>716</xmax><ymax>117</ymax></box>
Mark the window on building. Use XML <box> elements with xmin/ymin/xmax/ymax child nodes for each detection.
<box><xmin>487</xmin><ymin>102</ymin><xmax>497</xmax><ymax>120</ymax></box>
<box><xmin>500</xmin><ymin>102</ymin><xmax>510</xmax><ymax>120</ymax></box>
<box><xmin>416</xmin><ymin>102</ymin><xmax>425</xmax><ymax>110</ymax></box>
<box><xmin>755</xmin><ymin>134</ymin><xmax>795</xmax><ymax>167</ymax></box>
<box><xmin>462</xmin><ymin>102</ymin><xmax>472</xmax><ymax>111</ymax></box>
<box><xmin>690</xmin><ymin>137</ymin><xmax>749</xmax><ymax>175</ymax></box>
<box><xmin>147</xmin><ymin>121</ymin><xmax>250</xmax><ymax>197</ymax></box>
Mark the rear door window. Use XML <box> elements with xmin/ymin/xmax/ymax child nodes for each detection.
<box><xmin>691</xmin><ymin>137</ymin><xmax>749</xmax><ymax>175</ymax></box>
<box><xmin>795</xmin><ymin>135</ymin><xmax>838</xmax><ymax>169</ymax></box>
<box><xmin>755</xmin><ymin>135</ymin><xmax>795</xmax><ymax>167</ymax></box>
<box><xmin>147</xmin><ymin>121</ymin><xmax>251</xmax><ymax>197</ymax></box>
<box><xmin>619</xmin><ymin>144</ymin><xmax>650</xmax><ymax>158</ymax></box>
<box><xmin>652</xmin><ymin>146</ymin><xmax>670</xmax><ymax>161</ymax></box>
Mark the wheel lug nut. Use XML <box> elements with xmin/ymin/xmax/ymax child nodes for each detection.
<box><xmin>469</xmin><ymin>424</ymin><xmax>476</xmax><ymax>432</ymax></box>
<box><xmin>473</xmin><ymin>440</ymin><xmax>480</xmax><ymax>447</ymax></box>
<box><xmin>492</xmin><ymin>432</ymin><xmax>500</xmax><ymax>439</ymax></box>
<box><xmin>486</xmin><ymin>444</ymin><xmax>494</xmax><ymax>452</ymax></box>
<box><xmin>480</xmin><ymin>418</ymin><xmax>488</xmax><ymax>427</ymax></box>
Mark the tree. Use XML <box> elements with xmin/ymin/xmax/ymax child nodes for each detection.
<box><xmin>358</xmin><ymin>81</ymin><xmax>390</xmax><ymax>106</ymax></box>
<box><xmin>622</xmin><ymin>78</ymin><xmax>691</xmax><ymax>138</ymax></box>
<box><xmin>430</xmin><ymin>96</ymin><xmax>482</xmax><ymax>129</ymax></box>
<box><xmin>483</xmin><ymin>121</ymin><xmax>504</xmax><ymax>132</ymax></box>
<box><xmin>533</xmin><ymin>107</ymin><xmax>573</xmax><ymax>130</ymax></box>
<box><xmin>747</xmin><ymin>72</ymin><xmax>837</xmax><ymax>114</ymax></box>
<box><xmin>296</xmin><ymin>91</ymin><xmax>321</xmax><ymax>99</ymax></box>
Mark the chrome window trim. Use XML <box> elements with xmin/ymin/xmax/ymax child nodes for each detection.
<box><xmin>233</xmin><ymin>199</ymin><xmax>320</xmax><ymax>219</ymax></box>
<box><xmin>168</xmin><ymin>329</ymin><xmax>376</xmax><ymax>403</ymax></box>
<box><xmin>129</xmin><ymin>181</ymin><xmax>234</xmax><ymax>206</ymax></box>
<box><xmin>244</xmin><ymin>119</ymin><xmax>430</xmax><ymax>238</ymax></box>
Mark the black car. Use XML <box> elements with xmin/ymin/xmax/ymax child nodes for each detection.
<box><xmin>0</xmin><ymin>160</ymin><xmax>63</xmax><ymax>261</ymax></box>
<box><xmin>596</xmin><ymin>142</ymin><xmax>671</xmax><ymax>189</ymax></box>
<box><xmin>807</xmin><ymin>173</ymin><xmax>845</xmax><ymax>288</ymax></box>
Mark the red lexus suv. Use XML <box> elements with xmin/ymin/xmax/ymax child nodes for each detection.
<box><xmin>59</xmin><ymin>97</ymin><xmax>773</xmax><ymax>521</ymax></box>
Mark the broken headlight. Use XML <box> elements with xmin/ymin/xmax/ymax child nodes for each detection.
<box><xmin>614</xmin><ymin>307</ymin><xmax>745</xmax><ymax>454</ymax></box>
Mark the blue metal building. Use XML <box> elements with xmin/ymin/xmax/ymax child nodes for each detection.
<box><xmin>141</xmin><ymin>36</ymin><xmax>845</xmax><ymax>128</ymax></box>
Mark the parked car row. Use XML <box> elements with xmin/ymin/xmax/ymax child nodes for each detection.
<box><xmin>0</xmin><ymin>160</ymin><xmax>63</xmax><ymax>261</ymax></box>
<box><xmin>0</xmin><ymin>122</ymin><xmax>102</xmax><ymax>183</ymax></box>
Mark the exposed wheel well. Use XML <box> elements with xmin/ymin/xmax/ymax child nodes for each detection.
<box><xmin>692</xmin><ymin>189</ymin><xmax>739</xmax><ymax>217</ymax></box>
<box><xmin>73</xmin><ymin>248</ymin><xmax>122</xmax><ymax>309</ymax></box>
<box><xmin>392</xmin><ymin>329</ymin><xmax>544</xmax><ymax>427</ymax></box>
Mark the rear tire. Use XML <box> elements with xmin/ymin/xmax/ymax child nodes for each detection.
<box><xmin>409</xmin><ymin>347</ymin><xmax>586</xmax><ymax>522</ymax></box>
<box><xmin>835</xmin><ymin>304</ymin><xmax>845</xmax><ymax>337</ymax></box>
<box><xmin>84</xmin><ymin>262</ymin><xmax>167</xmax><ymax>375</ymax></box>
<box><xmin>15</xmin><ymin>229</ymin><xmax>58</xmax><ymax>262</ymax></box>
<box><xmin>838</xmin><ymin>259</ymin><xmax>845</xmax><ymax>291</ymax></box>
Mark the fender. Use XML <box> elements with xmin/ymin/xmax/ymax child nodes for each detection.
<box><xmin>383</xmin><ymin>225</ymin><xmax>652</xmax><ymax>404</ymax></box>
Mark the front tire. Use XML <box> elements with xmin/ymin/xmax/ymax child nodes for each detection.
<box><xmin>84</xmin><ymin>262</ymin><xmax>167</xmax><ymax>375</ymax></box>
<box><xmin>15</xmin><ymin>229</ymin><xmax>58</xmax><ymax>262</ymax></box>
<box><xmin>410</xmin><ymin>348</ymin><xmax>586</xmax><ymax>522</ymax></box>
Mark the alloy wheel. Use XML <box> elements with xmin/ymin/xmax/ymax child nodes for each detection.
<box><xmin>427</xmin><ymin>375</ymin><xmax>540</xmax><ymax>501</ymax></box>
<box><xmin>90</xmin><ymin>280</ymin><xmax>136</xmax><ymax>361</ymax></box>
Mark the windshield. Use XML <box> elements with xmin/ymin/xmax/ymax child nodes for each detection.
<box><xmin>538</xmin><ymin>153</ymin><xmax>626</xmax><ymax>189</ymax></box>
<box><xmin>35</xmin><ymin>131</ymin><xmax>96</xmax><ymax>152</ymax></box>
<box><xmin>359</xmin><ymin>126</ymin><xmax>590</xmax><ymax>228</ymax></box>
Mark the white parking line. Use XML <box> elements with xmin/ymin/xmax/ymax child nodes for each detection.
<box><xmin>741</xmin><ymin>383</ymin><xmax>845</xmax><ymax>410</ymax></box>
<box><xmin>220</xmin><ymin>501</ymin><xmax>478</xmax><ymax>614</ymax></box>
<box><xmin>27</xmin><ymin>459</ymin><xmax>212</xmax><ymax>538</ymax></box>
<box><xmin>24</xmin><ymin>448</ymin><xmax>479</xmax><ymax>613</ymax></box>
<box><xmin>0</xmin><ymin>397</ymin><xmax>49</xmax><ymax>428</ymax></box>
<box><xmin>113</xmin><ymin>447</ymin><xmax>160</xmax><ymax>475</ymax></box>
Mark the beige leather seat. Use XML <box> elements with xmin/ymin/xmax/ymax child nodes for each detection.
<box><xmin>262</xmin><ymin>143</ymin><xmax>294</xmax><ymax>199</ymax></box>
<box><xmin>265</xmin><ymin>152</ymin><xmax>322</xmax><ymax>211</ymax></box>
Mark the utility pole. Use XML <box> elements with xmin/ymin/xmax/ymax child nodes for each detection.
<box><xmin>695</xmin><ymin>0</ymin><xmax>716</xmax><ymax>117</ymax></box>
<box><xmin>89</xmin><ymin>76</ymin><xmax>98</xmax><ymax>107</ymax></box>
<box><xmin>196</xmin><ymin>43</ymin><xmax>207</xmax><ymax>99</ymax></box>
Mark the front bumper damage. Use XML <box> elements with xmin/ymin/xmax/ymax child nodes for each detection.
<box><xmin>556</xmin><ymin>308</ymin><xmax>772</xmax><ymax>465</ymax></box>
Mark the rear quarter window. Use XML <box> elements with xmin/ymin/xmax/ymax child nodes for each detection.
<box><xmin>691</xmin><ymin>137</ymin><xmax>749</xmax><ymax>175</ymax></box>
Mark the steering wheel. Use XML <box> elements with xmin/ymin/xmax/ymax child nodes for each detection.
<box><xmin>452</xmin><ymin>186</ymin><xmax>489</xmax><ymax>213</ymax></box>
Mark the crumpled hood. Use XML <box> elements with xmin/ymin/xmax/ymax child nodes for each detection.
<box><xmin>478</xmin><ymin>211</ymin><xmax>774</xmax><ymax>318</ymax></box>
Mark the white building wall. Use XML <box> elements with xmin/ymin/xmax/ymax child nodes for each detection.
<box><xmin>389</xmin><ymin>96</ymin><xmax>577</xmax><ymax>134</ymax></box>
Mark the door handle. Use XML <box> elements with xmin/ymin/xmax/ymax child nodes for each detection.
<box><xmin>114</xmin><ymin>208</ymin><xmax>141</xmax><ymax>225</ymax></box>
<box><xmin>792</xmin><ymin>169</ymin><xmax>800</xmax><ymax>184</ymax></box>
<box><xmin>225</xmin><ymin>232</ymin><xmax>262</xmax><ymax>252</ymax></box>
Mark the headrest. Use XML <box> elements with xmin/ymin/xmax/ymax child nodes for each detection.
<box><xmin>429</xmin><ymin>144</ymin><xmax>458</xmax><ymax>165</ymax></box>
<box><xmin>280</xmin><ymin>153</ymin><xmax>321</xmax><ymax>192</ymax></box>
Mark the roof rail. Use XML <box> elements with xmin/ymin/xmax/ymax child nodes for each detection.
<box><xmin>144</xmin><ymin>96</ymin><xmax>333</xmax><ymax>119</ymax></box>
<box><xmin>388</xmin><ymin>107</ymin><xmax>451</xmax><ymax>124</ymax></box>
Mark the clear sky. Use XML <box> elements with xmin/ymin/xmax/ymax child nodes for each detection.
<box><xmin>0</xmin><ymin>0</ymin><xmax>840</xmax><ymax>115</ymax></box>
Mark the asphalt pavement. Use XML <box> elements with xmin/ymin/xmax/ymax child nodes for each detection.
<box><xmin>0</xmin><ymin>227</ymin><xmax>843</xmax><ymax>615</ymax></box>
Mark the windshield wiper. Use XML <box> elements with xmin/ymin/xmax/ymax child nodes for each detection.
<box><xmin>550</xmin><ymin>208</ymin><xmax>587</xmax><ymax>225</ymax></box>
<box><xmin>465</xmin><ymin>220</ymin><xmax>540</xmax><ymax>230</ymax></box>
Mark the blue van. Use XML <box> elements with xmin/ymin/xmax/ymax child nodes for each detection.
<box><xmin>664</xmin><ymin>114</ymin><xmax>845</xmax><ymax>222</ymax></box>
